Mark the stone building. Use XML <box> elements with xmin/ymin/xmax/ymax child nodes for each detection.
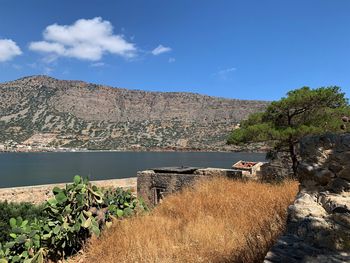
<box><xmin>137</xmin><ymin>167</ymin><xmax>242</xmax><ymax>207</ymax></box>
<box><xmin>232</xmin><ymin>160</ymin><xmax>266</xmax><ymax>178</ymax></box>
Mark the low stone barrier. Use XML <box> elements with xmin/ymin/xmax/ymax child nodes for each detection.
<box><xmin>137</xmin><ymin>167</ymin><xmax>243</xmax><ymax>207</ymax></box>
<box><xmin>264</xmin><ymin>133</ymin><xmax>350</xmax><ymax>262</ymax></box>
<box><xmin>0</xmin><ymin>178</ymin><xmax>137</xmax><ymax>205</ymax></box>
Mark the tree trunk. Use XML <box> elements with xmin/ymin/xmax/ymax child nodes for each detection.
<box><xmin>287</xmin><ymin>113</ymin><xmax>298</xmax><ymax>177</ymax></box>
<box><xmin>289</xmin><ymin>142</ymin><xmax>298</xmax><ymax>177</ymax></box>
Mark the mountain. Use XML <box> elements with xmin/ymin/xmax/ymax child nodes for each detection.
<box><xmin>0</xmin><ymin>76</ymin><xmax>269</xmax><ymax>151</ymax></box>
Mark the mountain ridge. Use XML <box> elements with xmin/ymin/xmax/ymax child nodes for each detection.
<box><xmin>0</xmin><ymin>76</ymin><xmax>269</xmax><ymax>151</ymax></box>
<box><xmin>5</xmin><ymin>75</ymin><xmax>268</xmax><ymax>101</ymax></box>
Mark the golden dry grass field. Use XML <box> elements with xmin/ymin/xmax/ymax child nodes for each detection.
<box><xmin>75</xmin><ymin>177</ymin><xmax>298</xmax><ymax>263</ymax></box>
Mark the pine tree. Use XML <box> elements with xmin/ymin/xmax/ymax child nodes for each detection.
<box><xmin>228</xmin><ymin>86</ymin><xmax>350</xmax><ymax>176</ymax></box>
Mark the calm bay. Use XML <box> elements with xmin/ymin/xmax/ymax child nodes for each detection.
<box><xmin>0</xmin><ymin>151</ymin><xmax>266</xmax><ymax>188</ymax></box>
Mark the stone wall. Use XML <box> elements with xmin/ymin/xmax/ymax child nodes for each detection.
<box><xmin>264</xmin><ymin>133</ymin><xmax>350</xmax><ymax>262</ymax></box>
<box><xmin>260</xmin><ymin>152</ymin><xmax>294</xmax><ymax>182</ymax></box>
<box><xmin>137</xmin><ymin>167</ymin><xmax>242</xmax><ymax>207</ymax></box>
<box><xmin>0</xmin><ymin>178</ymin><xmax>137</xmax><ymax>205</ymax></box>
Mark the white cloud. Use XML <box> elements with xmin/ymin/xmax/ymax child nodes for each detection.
<box><xmin>30</xmin><ymin>41</ymin><xmax>65</xmax><ymax>54</ymax></box>
<box><xmin>168</xmin><ymin>57</ymin><xmax>176</xmax><ymax>63</ymax></box>
<box><xmin>29</xmin><ymin>17</ymin><xmax>137</xmax><ymax>61</ymax></box>
<box><xmin>0</xmin><ymin>39</ymin><xmax>22</xmax><ymax>62</ymax></box>
<box><xmin>152</xmin><ymin>44</ymin><xmax>172</xmax><ymax>55</ymax></box>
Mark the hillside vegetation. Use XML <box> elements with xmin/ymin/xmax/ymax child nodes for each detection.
<box><xmin>0</xmin><ymin>76</ymin><xmax>268</xmax><ymax>150</ymax></box>
<box><xmin>79</xmin><ymin>177</ymin><xmax>298</xmax><ymax>263</ymax></box>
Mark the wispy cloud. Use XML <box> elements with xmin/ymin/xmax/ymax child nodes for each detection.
<box><xmin>12</xmin><ymin>64</ymin><xmax>22</xmax><ymax>70</ymax></box>
<box><xmin>217</xmin><ymin>67</ymin><xmax>236</xmax><ymax>75</ymax></box>
<box><xmin>90</xmin><ymin>62</ymin><xmax>105</xmax><ymax>67</ymax></box>
<box><xmin>168</xmin><ymin>57</ymin><xmax>176</xmax><ymax>63</ymax></box>
<box><xmin>43</xmin><ymin>66</ymin><xmax>54</xmax><ymax>74</ymax></box>
<box><xmin>29</xmin><ymin>17</ymin><xmax>137</xmax><ymax>61</ymax></box>
<box><xmin>213</xmin><ymin>67</ymin><xmax>236</xmax><ymax>80</ymax></box>
<box><xmin>27</xmin><ymin>61</ymin><xmax>54</xmax><ymax>75</ymax></box>
<box><xmin>151</xmin><ymin>44</ymin><xmax>172</xmax><ymax>55</ymax></box>
<box><xmin>0</xmin><ymin>39</ymin><xmax>22</xmax><ymax>62</ymax></box>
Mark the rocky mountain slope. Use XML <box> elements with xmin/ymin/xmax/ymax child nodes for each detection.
<box><xmin>0</xmin><ymin>76</ymin><xmax>269</xmax><ymax>150</ymax></box>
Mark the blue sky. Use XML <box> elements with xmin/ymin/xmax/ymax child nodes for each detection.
<box><xmin>0</xmin><ymin>0</ymin><xmax>350</xmax><ymax>100</ymax></box>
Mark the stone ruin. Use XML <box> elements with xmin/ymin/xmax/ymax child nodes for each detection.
<box><xmin>232</xmin><ymin>160</ymin><xmax>266</xmax><ymax>178</ymax></box>
<box><xmin>137</xmin><ymin>167</ymin><xmax>242</xmax><ymax>207</ymax></box>
<box><xmin>264</xmin><ymin>133</ymin><xmax>350</xmax><ymax>262</ymax></box>
<box><xmin>137</xmin><ymin>134</ymin><xmax>350</xmax><ymax>262</ymax></box>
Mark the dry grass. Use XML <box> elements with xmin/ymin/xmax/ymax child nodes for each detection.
<box><xmin>77</xmin><ymin>177</ymin><xmax>298</xmax><ymax>263</ymax></box>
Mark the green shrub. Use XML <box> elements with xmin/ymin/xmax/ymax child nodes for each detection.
<box><xmin>105</xmin><ymin>187</ymin><xmax>147</xmax><ymax>219</ymax></box>
<box><xmin>0</xmin><ymin>176</ymin><xmax>147</xmax><ymax>262</ymax></box>
<box><xmin>0</xmin><ymin>217</ymin><xmax>45</xmax><ymax>263</ymax></box>
<box><xmin>0</xmin><ymin>202</ymin><xmax>44</xmax><ymax>244</ymax></box>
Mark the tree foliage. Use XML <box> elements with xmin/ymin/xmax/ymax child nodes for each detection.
<box><xmin>228</xmin><ymin>86</ymin><xmax>350</xmax><ymax>175</ymax></box>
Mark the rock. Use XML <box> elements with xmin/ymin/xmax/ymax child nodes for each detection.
<box><xmin>194</xmin><ymin>168</ymin><xmax>242</xmax><ymax>179</ymax></box>
<box><xmin>332</xmin><ymin>206</ymin><xmax>350</xmax><ymax>214</ymax></box>
<box><xmin>320</xmin><ymin>193</ymin><xmax>350</xmax><ymax>214</ymax></box>
<box><xmin>341</xmin><ymin>116</ymin><xmax>349</xmax><ymax>122</ymax></box>
<box><xmin>329</xmin><ymin>163</ymin><xmax>343</xmax><ymax>174</ymax></box>
<box><xmin>331</xmin><ymin>213</ymin><xmax>350</xmax><ymax>227</ymax></box>
<box><xmin>337</xmin><ymin>166</ymin><xmax>350</xmax><ymax>181</ymax></box>
<box><xmin>316</xmin><ymin>169</ymin><xmax>335</xmax><ymax>185</ymax></box>
<box><xmin>298</xmin><ymin>164</ymin><xmax>335</xmax><ymax>186</ymax></box>
<box><xmin>327</xmin><ymin>178</ymin><xmax>350</xmax><ymax>193</ymax></box>
<box><xmin>265</xmin><ymin>134</ymin><xmax>350</xmax><ymax>262</ymax></box>
<box><xmin>260</xmin><ymin>152</ymin><xmax>294</xmax><ymax>181</ymax></box>
<box><xmin>334</xmin><ymin>152</ymin><xmax>350</xmax><ymax>165</ymax></box>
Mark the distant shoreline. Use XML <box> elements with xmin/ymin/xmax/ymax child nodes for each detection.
<box><xmin>0</xmin><ymin>147</ymin><xmax>269</xmax><ymax>154</ymax></box>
